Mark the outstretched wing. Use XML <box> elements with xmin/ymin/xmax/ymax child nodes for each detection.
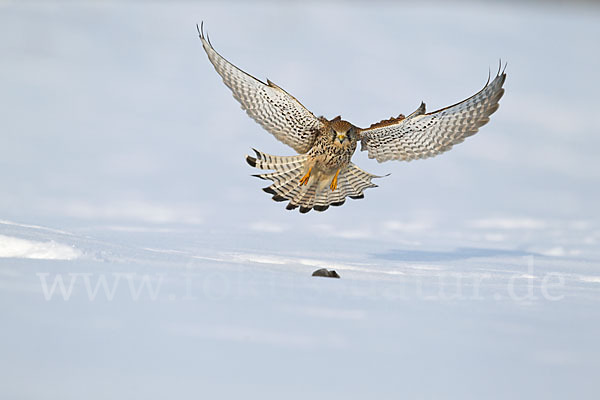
<box><xmin>198</xmin><ymin>24</ymin><xmax>323</xmax><ymax>154</ymax></box>
<box><xmin>359</xmin><ymin>67</ymin><xmax>506</xmax><ymax>162</ymax></box>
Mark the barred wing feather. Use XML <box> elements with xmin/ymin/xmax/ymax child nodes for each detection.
<box><xmin>198</xmin><ymin>24</ymin><xmax>323</xmax><ymax>154</ymax></box>
<box><xmin>359</xmin><ymin>68</ymin><xmax>506</xmax><ymax>162</ymax></box>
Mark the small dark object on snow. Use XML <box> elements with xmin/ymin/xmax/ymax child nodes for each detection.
<box><xmin>312</xmin><ymin>268</ymin><xmax>340</xmax><ymax>278</ymax></box>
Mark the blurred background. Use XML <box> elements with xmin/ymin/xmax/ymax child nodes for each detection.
<box><xmin>1</xmin><ymin>1</ymin><xmax>599</xmax><ymax>399</ymax></box>
<box><xmin>2</xmin><ymin>0</ymin><xmax>599</xmax><ymax>232</ymax></box>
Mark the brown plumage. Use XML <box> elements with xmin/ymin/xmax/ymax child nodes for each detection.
<box><xmin>198</xmin><ymin>23</ymin><xmax>506</xmax><ymax>213</ymax></box>
<box><xmin>246</xmin><ymin>117</ymin><xmax>379</xmax><ymax>213</ymax></box>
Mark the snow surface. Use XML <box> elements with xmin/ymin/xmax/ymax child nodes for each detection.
<box><xmin>1</xmin><ymin>1</ymin><xmax>599</xmax><ymax>399</ymax></box>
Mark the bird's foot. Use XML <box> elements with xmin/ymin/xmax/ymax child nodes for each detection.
<box><xmin>330</xmin><ymin>169</ymin><xmax>340</xmax><ymax>191</ymax></box>
<box><xmin>299</xmin><ymin>167</ymin><xmax>312</xmax><ymax>186</ymax></box>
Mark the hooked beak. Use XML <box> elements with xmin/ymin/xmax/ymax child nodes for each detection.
<box><xmin>336</xmin><ymin>134</ymin><xmax>346</xmax><ymax>142</ymax></box>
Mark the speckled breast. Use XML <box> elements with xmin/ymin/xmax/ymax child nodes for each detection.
<box><xmin>308</xmin><ymin>134</ymin><xmax>357</xmax><ymax>172</ymax></box>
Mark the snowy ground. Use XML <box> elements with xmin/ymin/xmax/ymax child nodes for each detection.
<box><xmin>1</xmin><ymin>1</ymin><xmax>599</xmax><ymax>399</ymax></box>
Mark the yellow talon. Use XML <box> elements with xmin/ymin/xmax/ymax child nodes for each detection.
<box><xmin>299</xmin><ymin>167</ymin><xmax>312</xmax><ymax>186</ymax></box>
<box><xmin>330</xmin><ymin>169</ymin><xmax>340</xmax><ymax>191</ymax></box>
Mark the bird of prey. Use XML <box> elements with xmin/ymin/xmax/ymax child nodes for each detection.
<box><xmin>198</xmin><ymin>24</ymin><xmax>506</xmax><ymax>213</ymax></box>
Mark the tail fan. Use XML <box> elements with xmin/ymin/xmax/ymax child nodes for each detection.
<box><xmin>246</xmin><ymin>149</ymin><xmax>384</xmax><ymax>213</ymax></box>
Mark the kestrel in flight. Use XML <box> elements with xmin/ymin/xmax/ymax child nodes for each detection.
<box><xmin>198</xmin><ymin>24</ymin><xmax>506</xmax><ymax>213</ymax></box>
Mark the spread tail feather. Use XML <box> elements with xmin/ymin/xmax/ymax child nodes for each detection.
<box><xmin>246</xmin><ymin>149</ymin><xmax>384</xmax><ymax>213</ymax></box>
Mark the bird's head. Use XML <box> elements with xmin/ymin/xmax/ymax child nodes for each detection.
<box><xmin>329</xmin><ymin>118</ymin><xmax>356</xmax><ymax>146</ymax></box>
